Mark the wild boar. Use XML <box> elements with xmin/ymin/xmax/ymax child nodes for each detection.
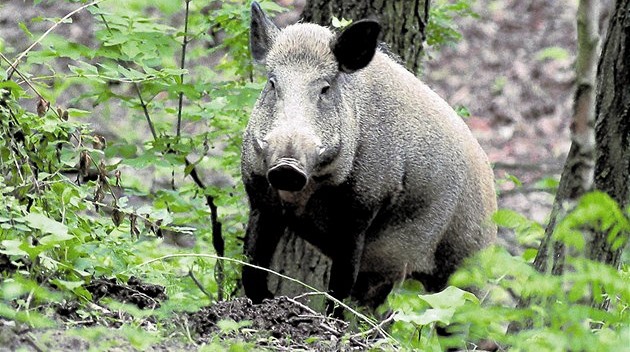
<box><xmin>241</xmin><ymin>1</ymin><xmax>497</xmax><ymax>313</ymax></box>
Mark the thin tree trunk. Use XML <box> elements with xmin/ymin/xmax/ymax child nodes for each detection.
<box><xmin>509</xmin><ymin>0</ymin><xmax>601</xmax><ymax>333</ymax></box>
<box><xmin>532</xmin><ymin>0</ymin><xmax>600</xmax><ymax>276</ymax></box>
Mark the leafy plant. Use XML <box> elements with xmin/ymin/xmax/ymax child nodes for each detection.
<box><xmin>385</xmin><ymin>191</ymin><xmax>630</xmax><ymax>351</ymax></box>
<box><xmin>426</xmin><ymin>0</ymin><xmax>478</xmax><ymax>50</ymax></box>
<box><xmin>0</xmin><ymin>0</ymin><xmax>283</xmax><ymax>335</ymax></box>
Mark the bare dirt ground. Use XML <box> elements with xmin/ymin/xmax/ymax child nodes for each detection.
<box><xmin>2</xmin><ymin>277</ymin><xmax>370</xmax><ymax>351</ymax></box>
<box><xmin>0</xmin><ymin>0</ymin><xmax>584</xmax><ymax>350</ymax></box>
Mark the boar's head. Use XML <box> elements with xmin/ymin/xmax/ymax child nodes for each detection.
<box><xmin>243</xmin><ymin>2</ymin><xmax>381</xmax><ymax>195</ymax></box>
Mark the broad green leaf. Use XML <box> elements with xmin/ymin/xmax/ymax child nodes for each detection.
<box><xmin>493</xmin><ymin>209</ymin><xmax>529</xmax><ymax>229</ymax></box>
<box><xmin>1</xmin><ymin>281</ymin><xmax>28</xmax><ymax>300</ymax></box>
<box><xmin>66</xmin><ymin>108</ymin><xmax>92</xmax><ymax>118</ymax></box>
<box><xmin>24</xmin><ymin>212</ymin><xmax>69</xmax><ymax>238</ymax></box>
<box><xmin>68</xmin><ymin>62</ymin><xmax>99</xmax><ymax>77</ymax></box>
<box><xmin>0</xmin><ymin>240</ymin><xmax>28</xmax><ymax>256</ymax></box>
<box><xmin>418</xmin><ymin>286</ymin><xmax>478</xmax><ymax>309</ymax></box>
<box><xmin>0</xmin><ymin>300</ymin><xmax>56</xmax><ymax>328</ymax></box>
<box><xmin>105</xmin><ymin>143</ymin><xmax>138</xmax><ymax>158</ymax></box>
<box><xmin>217</xmin><ymin>319</ymin><xmax>252</xmax><ymax>334</ymax></box>
<box><xmin>396</xmin><ymin>308</ymin><xmax>456</xmax><ymax>325</ymax></box>
<box><xmin>51</xmin><ymin>279</ymin><xmax>85</xmax><ymax>291</ymax></box>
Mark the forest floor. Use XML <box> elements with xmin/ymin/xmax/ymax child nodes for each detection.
<box><xmin>1</xmin><ymin>277</ymin><xmax>371</xmax><ymax>351</ymax></box>
<box><xmin>0</xmin><ymin>0</ymin><xmax>581</xmax><ymax>350</ymax></box>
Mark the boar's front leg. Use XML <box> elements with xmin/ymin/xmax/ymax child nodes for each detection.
<box><xmin>324</xmin><ymin>200</ymin><xmax>379</xmax><ymax>317</ymax></box>
<box><xmin>326</xmin><ymin>231</ymin><xmax>367</xmax><ymax>317</ymax></box>
<box><xmin>242</xmin><ymin>190</ymin><xmax>285</xmax><ymax>304</ymax></box>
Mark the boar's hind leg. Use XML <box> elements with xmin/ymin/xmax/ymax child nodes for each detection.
<box><xmin>411</xmin><ymin>239</ymin><xmax>460</xmax><ymax>293</ymax></box>
<box><xmin>242</xmin><ymin>207</ymin><xmax>285</xmax><ymax>304</ymax></box>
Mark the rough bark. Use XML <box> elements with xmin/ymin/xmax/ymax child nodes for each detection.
<box><xmin>591</xmin><ymin>0</ymin><xmax>630</xmax><ymax>267</ymax></box>
<box><xmin>269</xmin><ymin>0</ymin><xmax>429</xmax><ymax>306</ymax></box>
<box><xmin>269</xmin><ymin>230</ymin><xmax>330</xmax><ymax>309</ymax></box>
<box><xmin>302</xmin><ymin>0</ymin><xmax>430</xmax><ymax>74</ymax></box>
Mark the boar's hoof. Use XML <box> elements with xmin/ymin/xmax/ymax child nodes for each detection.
<box><xmin>267</xmin><ymin>158</ymin><xmax>308</xmax><ymax>192</ymax></box>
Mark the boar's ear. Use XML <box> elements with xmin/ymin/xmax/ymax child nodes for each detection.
<box><xmin>250</xmin><ymin>1</ymin><xmax>279</xmax><ymax>63</ymax></box>
<box><xmin>332</xmin><ymin>20</ymin><xmax>381</xmax><ymax>73</ymax></box>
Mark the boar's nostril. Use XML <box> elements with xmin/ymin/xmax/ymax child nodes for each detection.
<box><xmin>267</xmin><ymin>158</ymin><xmax>308</xmax><ymax>192</ymax></box>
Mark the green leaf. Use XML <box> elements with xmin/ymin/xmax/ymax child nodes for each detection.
<box><xmin>417</xmin><ymin>286</ymin><xmax>478</xmax><ymax>309</ymax></box>
<box><xmin>18</xmin><ymin>22</ymin><xmax>33</xmax><ymax>38</ymax></box>
<box><xmin>1</xmin><ymin>280</ymin><xmax>28</xmax><ymax>300</ymax></box>
<box><xmin>535</xmin><ymin>46</ymin><xmax>570</xmax><ymax>61</ymax></box>
<box><xmin>68</xmin><ymin>62</ymin><xmax>100</xmax><ymax>77</ymax></box>
<box><xmin>66</xmin><ymin>108</ymin><xmax>92</xmax><ymax>118</ymax></box>
<box><xmin>105</xmin><ymin>143</ymin><xmax>138</xmax><ymax>158</ymax></box>
<box><xmin>0</xmin><ymin>240</ymin><xmax>28</xmax><ymax>256</ymax></box>
<box><xmin>493</xmin><ymin>209</ymin><xmax>526</xmax><ymax>229</ymax></box>
<box><xmin>24</xmin><ymin>213</ymin><xmax>69</xmax><ymax>237</ymax></box>
<box><xmin>555</xmin><ymin>191</ymin><xmax>630</xmax><ymax>250</ymax></box>
<box><xmin>331</xmin><ymin>16</ymin><xmax>352</xmax><ymax>29</ymax></box>
<box><xmin>0</xmin><ymin>301</ymin><xmax>55</xmax><ymax>328</ymax></box>
<box><xmin>51</xmin><ymin>279</ymin><xmax>85</xmax><ymax>291</ymax></box>
<box><xmin>216</xmin><ymin>319</ymin><xmax>251</xmax><ymax>334</ymax></box>
<box><xmin>0</xmin><ymin>80</ymin><xmax>24</xmax><ymax>94</ymax></box>
<box><xmin>506</xmin><ymin>173</ymin><xmax>523</xmax><ymax>187</ymax></box>
<box><xmin>522</xmin><ymin>248</ymin><xmax>538</xmax><ymax>261</ymax></box>
<box><xmin>455</xmin><ymin>105</ymin><xmax>471</xmax><ymax>118</ymax></box>
<box><xmin>533</xmin><ymin>176</ymin><xmax>560</xmax><ymax>191</ymax></box>
<box><xmin>396</xmin><ymin>307</ymin><xmax>456</xmax><ymax>325</ymax></box>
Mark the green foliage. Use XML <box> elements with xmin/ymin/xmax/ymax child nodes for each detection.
<box><xmin>386</xmin><ymin>283</ymin><xmax>479</xmax><ymax>351</ymax></box>
<box><xmin>535</xmin><ymin>46</ymin><xmax>571</xmax><ymax>62</ymax></box>
<box><xmin>493</xmin><ymin>209</ymin><xmax>545</xmax><ymax>251</ymax></box>
<box><xmin>454</xmin><ymin>105</ymin><xmax>471</xmax><ymax>118</ymax></box>
<box><xmin>0</xmin><ymin>0</ymin><xmax>282</xmax><ymax>339</ymax></box>
<box><xmin>386</xmin><ymin>191</ymin><xmax>630</xmax><ymax>351</ymax></box>
<box><xmin>426</xmin><ymin>0</ymin><xmax>478</xmax><ymax>49</ymax></box>
<box><xmin>216</xmin><ymin>319</ymin><xmax>252</xmax><ymax>335</ymax></box>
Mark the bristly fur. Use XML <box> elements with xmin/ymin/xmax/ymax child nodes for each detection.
<box><xmin>266</xmin><ymin>23</ymin><xmax>338</xmax><ymax>73</ymax></box>
<box><xmin>242</xmin><ymin>2</ymin><xmax>497</xmax><ymax>314</ymax></box>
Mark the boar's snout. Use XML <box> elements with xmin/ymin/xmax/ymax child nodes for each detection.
<box><xmin>266</xmin><ymin>158</ymin><xmax>308</xmax><ymax>192</ymax></box>
<box><xmin>257</xmin><ymin>125</ymin><xmax>324</xmax><ymax>192</ymax></box>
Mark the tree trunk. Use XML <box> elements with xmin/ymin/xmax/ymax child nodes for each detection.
<box><xmin>510</xmin><ymin>0</ymin><xmax>629</xmax><ymax>333</ymax></box>
<box><xmin>303</xmin><ymin>0</ymin><xmax>430</xmax><ymax>74</ymax></box>
<box><xmin>269</xmin><ymin>230</ymin><xmax>331</xmax><ymax>309</ymax></box>
<box><xmin>269</xmin><ymin>0</ymin><xmax>429</xmax><ymax>309</ymax></box>
<box><xmin>508</xmin><ymin>0</ymin><xmax>601</xmax><ymax>333</ymax></box>
<box><xmin>532</xmin><ymin>0</ymin><xmax>600</xmax><ymax>276</ymax></box>
<box><xmin>591</xmin><ymin>0</ymin><xmax>630</xmax><ymax>268</ymax></box>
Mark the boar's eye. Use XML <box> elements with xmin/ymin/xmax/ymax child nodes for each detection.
<box><xmin>268</xmin><ymin>76</ymin><xmax>276</xmax><ymax>90</ymax></box>
<box><xmin>320</xmin><ymin>84</ymin><xmax>330</xmax><ymax>95</ymax></box>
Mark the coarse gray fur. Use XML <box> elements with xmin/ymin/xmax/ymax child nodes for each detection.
<box><xmin>241</xmin><ymin>2</ymin><xmax>497</xmax><ymax>312</ymax></box>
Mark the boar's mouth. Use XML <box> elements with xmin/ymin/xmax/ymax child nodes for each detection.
<box><xmin>266</xmin><ymin>158</ymin><xmax>308</xmax><ymax>192</ymax></box>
